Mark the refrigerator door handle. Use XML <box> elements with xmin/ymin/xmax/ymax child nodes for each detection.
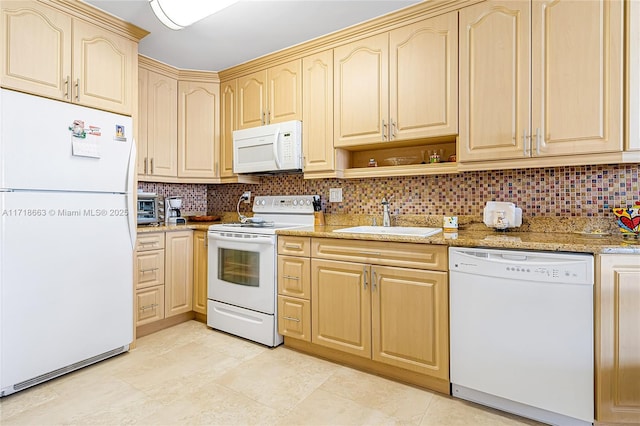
<box><xmin>126</xmin><ymin>141</ymin><xmax>137</xmax><ymax>250</ymax></box>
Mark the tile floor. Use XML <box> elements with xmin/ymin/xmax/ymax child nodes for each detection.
<box><xmin>1</xmin><ymin>321</ymin><xmax>542</xmax><ymax>425</ymax></box>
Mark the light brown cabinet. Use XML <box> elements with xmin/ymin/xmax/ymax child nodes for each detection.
<box><xmin>135</xmin><ymin>232</ymin><xmax>165</xmax><ymax>326</ymax></box>
<box><xmin>1</xmin><ymin>1</ymin><xmax>139</xmax><ymax>115</ymax></box>
<box><xmin>459</xmin><ymin>0</ymin><xmax>623</xmax><ymax>165</ymax></box>
<box><xmin>138</xmin><ymin>63</ymin><xmax>178</xmax><ymax>178</ymax></box>
<box><xmin>165</xmin><ymin>230</ymin><xmax>193</xmax><ymax>317</ymax></box>
<box><xmin>334</xmin><ymin>13</ymin><xmax>458</xmax><ymax>148</ymax></box>
<box><xmin>192</xmin><ymin>230</ymin><xmax>208</xmax><ymax>315</ymax></box>
<box><xmin>178</xmin><ymin>79</ymin><xmax>220</xmax><ymax>179</ymax></box>
<box><xmin>237</xmin><ymin>59</ymin><xmax>302</xmax><ymax>129</ymax></box>
<box><xmin>220</xmin><ymin>79</ymin><xmax>237</xmax><ymax>179</ymax></box>
<box><xmin>302</xmin><ymin>50</ymin><xmax>341</xmax><ymax>176</ymax></box>
<box><xmin>310</xmin><ymin>238</ymin><xmax>449</xmax><ymax>381</ymax></box>
<box><xmin>277</xmin><ymin>236</ymin><xmax>311</xmax><ymax>342</ymax></box>
<box><xmin>596</xmin><ymin>254</ymin><xmax>640</xmax><ymax>424</ymax></box>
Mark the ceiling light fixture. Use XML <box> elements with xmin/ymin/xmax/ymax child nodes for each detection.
<box><xmin>149</xmin><ymin>0</ymin><xmax>240</xmax><ymax>30</ymax></box>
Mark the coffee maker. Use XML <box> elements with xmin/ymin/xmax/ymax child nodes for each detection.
<box><xmin>165</xmin><ymin>196</ymin><xmax>186</xmax><ymax>225</ymax></box>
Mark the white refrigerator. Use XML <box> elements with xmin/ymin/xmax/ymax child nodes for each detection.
<box><xmin>0</xmin><ymin>89</ymin><xmax>136</xmax><ymax>396</ymax></box>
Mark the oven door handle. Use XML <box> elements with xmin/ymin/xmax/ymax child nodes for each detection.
<box><xmin>208</xmin><ymin>234</ymin><xmax>275</xmax><ymax>245</ymax></box>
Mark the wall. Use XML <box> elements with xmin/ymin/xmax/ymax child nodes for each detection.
<box><xmin>138</xmin><ymin>164</ymin><xmax>639</xmax><ymax>218</ymax></box>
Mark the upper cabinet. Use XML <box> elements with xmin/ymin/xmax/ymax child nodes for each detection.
<box><xmin>302</xmin><ymin>50</ymin><xmax>344</xmax><ymax>176</ymax></box>
<box><xmin>334</xmin><ymin>13</ymin><xmax>458</xmax><ymax>148</ymax></box>
<box><xmin>0</xmin><ymin>1</ymin><xmax>144</xmax><ymax>116</ymax></box>
<box><xmin>237</xmin><ymin>60</ymin><xmax>302</xmax><ymax>129</ymax></box>
<box><xmin>177</xmin><ymin>79</ymin><xmax>220</xmax><ymax>179</ymax></box>
<box><xmin>138</xmin><ymin>64</ymin><xmax>178</xmax><ymax>179</ymax></box>
<box><xmin>459</xmin><ymin>0</ymin><xmax>623</xmax><ymax>164</ymax></box>
<box><xmin>219</xmin><ymin>79</ymin><xmax>237</xmax><ymax>179</ymax></box>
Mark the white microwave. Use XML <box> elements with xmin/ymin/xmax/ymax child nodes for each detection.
<box><xmin>232</xmin><ymin>120</ymin><xmax>302</xmax><ymax>174</ymax></box>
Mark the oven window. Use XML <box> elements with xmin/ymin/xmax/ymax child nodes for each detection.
<box><xmin>218</xmin><ymin>247</ymin><xmax>259</xmax><ymax>287</ymax></box>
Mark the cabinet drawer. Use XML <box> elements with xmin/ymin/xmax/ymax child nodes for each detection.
<box><xmin>278</xmin><ymin>296</ymin><xmax>311</xmax><ymax>342</ymax></box>
<box><xmin>278</xmin><ymin>255</ymin><xmax>311</xmax><ymax>299</ymax></box>
<box><xmin>136</xmin><ymin>232</ymin><xmax>165</xmax><ymax>251</ymax></box>
<box><xmin>136</xmin><ymin>285</ymin><xmax>165</xmax><ymax>326</ymax></box>
<box><xmin>311</xmin><ymin>238</ymin><xmax>447</xmax><ymax>271</ymax></box>
<box><xmin>136</xmin><ymin>250</ymin><xmax>165</xmax><ymax>289</ymax></box>
<box><xmin>278</xmin><ymin>236</ymin><xmax>311</xmax><ymax>257</ymax></box>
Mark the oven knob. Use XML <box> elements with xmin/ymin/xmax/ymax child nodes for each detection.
<box><xmin>259</xmin><ymin>199</ymin><xmax>266</xmax><ymax>206</ymax></box>
<box><xmin>305</xmin><ymin>199</ymin><xmax>312</xmax><ymax>206</ymax></box>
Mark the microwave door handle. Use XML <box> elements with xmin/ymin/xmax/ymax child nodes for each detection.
<box><xmin>273</xmin><ymin>127</ymin><xmax>282</xmax><ymax>169</ymax></box>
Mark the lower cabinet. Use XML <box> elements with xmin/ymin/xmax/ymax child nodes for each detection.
<box><xmin>192</xmin><ymin>230</ymin><xmax>208</xmax><ymax>315</ymax></box>
<box><xmin>311</xmin><ymin>258</ymin><xmax>448</xmax><ymax>379</ymax></box>
<box><xmin>277</xmin><ymin>236</ymin><xmax>312</xmax><ymax>341</ymax></box>
<box><xmin>165</xmin><ymin>230</ymin><xmax>193</xmax><ymax>316</ymax></box>
<box><xmin>135</xmin><ymin>230</ymin><xmax>193</xmax><ymax>332</ymax></box>
<box><xmin>280</xmin><ymin>236</ymin><xmax>449</xmax><ymax>392</ymax></box>
<box><xmin>596</xmin><ymin>254</ymin><xmax>640</xmax><ymax>424</ymax></box>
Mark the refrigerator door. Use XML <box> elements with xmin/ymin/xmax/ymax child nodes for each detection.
<box><xmin>0</xmin><ymin>191</ymin><xmax>134</xmax><ymax>392</ymax></box>
<box><xmin>0</xmin><ymin>89</ymin><xmax>134</xmax><ymax>194</ymax></box>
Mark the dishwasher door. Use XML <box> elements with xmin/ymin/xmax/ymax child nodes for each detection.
<box><xmin>449</xmin><ymin>247</ymin><xmax>594</xmax><ymax>426</ymax></box>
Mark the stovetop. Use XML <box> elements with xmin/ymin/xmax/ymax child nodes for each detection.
<box><xmin>209</xmin><ymin>195</ymin><xmax>317</xmax><ymax>235</ymax></box>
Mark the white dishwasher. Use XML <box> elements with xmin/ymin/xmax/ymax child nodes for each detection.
<box><xmin>449</xmin><ymin>247</ymin><xmax>594</xmax><ymax>426</ymax></box>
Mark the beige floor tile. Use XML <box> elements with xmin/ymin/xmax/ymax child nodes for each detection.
<box><xmin>276</xmin><ymin>388</ymin><xmax>398</xmax><ymax>426</ymax></box>
<box><xmin>318</xmin><ymin>367</ymin><xmax>435</xmax><ymax>424</ymax></box>
<box><xmin>0</xmin><ymin>321</ymin><xmax>547</xmax><ymax>426</ymax></box>
<box><xmin>420</xmin><ymin>393</ymin><xmax>543</xmax><ymax>426</ymax></box>
<box><xmin>214</xmin><ymin>346</ymin><xmax>340</xmax><ymax>411</ymax></box>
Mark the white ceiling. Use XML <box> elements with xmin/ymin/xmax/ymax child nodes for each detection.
<box><xmin>84</xmin><ymin>0</ymin><xmax>422</xmax><ymax>72</ymax></box>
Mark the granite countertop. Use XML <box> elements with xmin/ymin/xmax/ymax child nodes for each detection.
<box><xmin>137</xmin><ymin>214</ymin><xmax>640</xmax><ymax>254</ymax></box>
<box><xmin>277</xmin><ymin>225</ymin><xmax>640</xmax><ymax>255</ymax></box>
<box><xmin>137</xmin><ymin>221</ymin><xmax>219</xmax><ymax>233</ymax></box>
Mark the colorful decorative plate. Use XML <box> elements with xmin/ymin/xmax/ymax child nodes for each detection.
<box><xmin>613</xmin><ymin>203</ymin><xmax>640</xmax><ymax>236</ymax></box>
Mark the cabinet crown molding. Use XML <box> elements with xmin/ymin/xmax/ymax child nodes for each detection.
<box><xmin>44</xmin><ymin>0</ymin><xmax>149</xmax><ymax>41</ymax></box>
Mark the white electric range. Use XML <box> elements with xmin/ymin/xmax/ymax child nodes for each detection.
<box><xmin>207</xmin><ymin>195</ymin><xmax>316</xmax><ymax>346</ymax></box>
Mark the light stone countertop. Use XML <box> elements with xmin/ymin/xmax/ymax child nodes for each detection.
<box><xmin>137</xmin><ymin>215</ymin><xmax>640</xmax><ymax>254</ymax></box>
<box><xmin>277</xmin><ymin>225</ymin><xmax>640</xmax><ymax>255</ymax></box>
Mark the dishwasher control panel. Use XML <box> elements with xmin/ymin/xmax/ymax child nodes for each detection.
<box><xmin>449</xmin><ymin>248</ymin><xmax>594</xmax><ymax>284</ymax></box>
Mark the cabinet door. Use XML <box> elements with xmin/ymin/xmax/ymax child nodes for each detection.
<box><xmin>238</xmin><ymin>70</ymin><xmax>267</xmax><ymax>129</ymax></box>
<box><xmin>311</xmin><ymin>259</ymin><xmax>370</xmax><ymax>358</ymax></box>
<box><xmin>137</xmin><ymin>68</ymin><xmax>149</xmax><ymax>176</ymax></box>
<box><xmin>1</xmin><ymin>1</ymin><xmax>71</xmax><ymax>101</ymax></box>
<box><xmin>146</xmin><ymin>70</ymin><xmax>178</xmax><ymax>177</ymax></box>
<box><xmin>531</xmin><ymin>0</ymin><xmax>623</xmax><ymax>156</ymax></box>
<box><xmin>136</xmin><ymin>249</ymin><xmax>165</xmax><ymax>289</ymax></box>
<box><xmin>192</xmin><ymin>230</ymin><xmax>208</xmax><ymax>315</ymax></box>
<box><xmin>178</xmin><ymin>80</ymin><xmax>220</xmax><ymax>178</ymax></box>
<box><xmin>278</xmin><ymin>295</ymin><xmax>311</xmax><ymax>342</ymax></box>
<box><xmin>220</xmin><ymin>79</ymin><xmax>237</xmax><ymax>178</ymax></box>
<box><xmin>278</xmin><ymin>255</ymin><xmax>310</xmax><ymax>299</ymax></box>
<box><xmin>72</xmin><ymin>19</ymin><xmax>135</xmax><ymax>115</ymax></box>
<box><xmin>136</xmin><ymin>285</ymin><xmax>165</xmax><ymax>326</ymax></box>
<box><xmin>459</xmin><ymin>0</ymin><xmax>531</xmax><ymax>162</ymax></box>
<box><xmin>302</xmin><ymin>51</ymin><xmax>335</xmax><ymax>173</ymax></box>
<box><xmin>334</xmin><ymin>33</ymin><xmax>389</xmax><ymax>147</ymax></box>
<box><xmin>389</xmin><ymin>12</ymin><xmax>458</xmax><ymax>141</ymax></box>
<box><xmin>165</xmin><ymin>231</ymin><xmax>193</xmax><ymax>317</ymax></box>
<box><xmin>371</xmin><ymin>265</ymin><xmax>448</xmax><ymax>379</ymax></box>
<box><xmin>267</xmin><ymin>59</ymin><xmax>302</xmax><ymax>124</ymax></box>
<box><xmin>596</xmin><ymin>254</ymin><xmax>640</xmax><ymax>423</ymax></box>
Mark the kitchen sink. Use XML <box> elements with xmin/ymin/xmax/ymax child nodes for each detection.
<box><xmin>333</xmin><ymin>226</ymin><xmax>442</xmax><ymax>237</ymax></box>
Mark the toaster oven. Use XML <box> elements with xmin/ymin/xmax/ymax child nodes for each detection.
<box><xmin>137</xmin><ymin>192</ymin><xmax>159</xmax><ymax>225</ymax></box>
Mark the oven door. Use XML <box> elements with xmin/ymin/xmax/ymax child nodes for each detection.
<box><xmin>207</xmin><ymin>231</ymin><xmax>276</xmax><ymax>314</ymax></box>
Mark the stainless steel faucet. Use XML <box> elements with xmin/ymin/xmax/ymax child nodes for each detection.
<box><xmin>381</xmin><ymin>197</ymin><xmax>391</xmax><ymax>227</ymax></box>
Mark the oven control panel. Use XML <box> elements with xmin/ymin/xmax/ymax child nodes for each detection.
<box><xmin>253</xmin><ymin>195</ymin><xmax>316</xmax><ymax>213</ymax></box>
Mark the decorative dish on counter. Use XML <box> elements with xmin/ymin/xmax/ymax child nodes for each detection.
<box><xmin>612</xmin><ymin>203</ymin><xmax>640</xmax><ymax>237</ymax></box>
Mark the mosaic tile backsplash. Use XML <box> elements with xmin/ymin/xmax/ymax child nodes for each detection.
<box><xmin>142</xmin><ymin>164</ymin><xmax>639</xmax><ymax>219</ymax></box>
